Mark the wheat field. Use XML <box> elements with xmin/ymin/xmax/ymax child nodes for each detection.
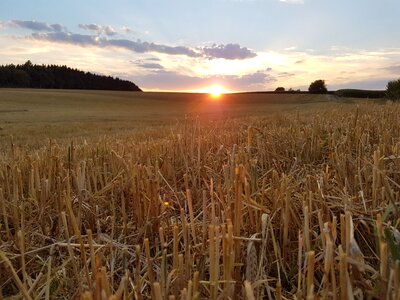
<box><xmin>0</xmin><ymin>93</ymin><xmax>399</xmax><ymax>299</ymax></box>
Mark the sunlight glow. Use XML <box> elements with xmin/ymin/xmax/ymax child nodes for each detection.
<box><xmin>208</xmin><ymin>85</ymin><xmax>225</xmax><ymax>98</ymax></box>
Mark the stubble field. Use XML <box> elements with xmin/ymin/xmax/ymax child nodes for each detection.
<box><xmin>0</xmin><ymin>89</ymin><xmax>399</xmax><ymax>299</ymax></box>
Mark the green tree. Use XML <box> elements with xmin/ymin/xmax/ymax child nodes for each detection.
<box><xmin>386</xmin><ymin>79</ymin><xmax>400</xmax><ymax>100</ymax></box>
<box><xmin>308</xmin><ymin>79</ymin><xmax>328</xmax><ymax>94</ymax></box>
<box><xmin>275</xmin><ymin>87</ymin><xmax>285</xmax><ymax>92</ymax></box>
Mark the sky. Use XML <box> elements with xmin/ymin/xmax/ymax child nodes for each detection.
<box><xmin>0</xmin><ymin>0</ymin><xmax>399</xmax><ymax>92</ymax></box>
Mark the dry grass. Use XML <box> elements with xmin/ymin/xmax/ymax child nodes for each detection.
<box><xmin>1</xmin><ymin>98</ymin><xmax>400</xmax><ymax>299</ymax></box>
<box><xmin>0</xmin><ymin>89</ymin><xmax>344</xmax><ymax>148</ymax></box>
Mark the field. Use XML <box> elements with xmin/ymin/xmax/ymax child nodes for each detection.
<box><xmin>0</xmin><ymin>89</ymin><xmax>399</xmax><ymax>299</ymax></box>
<box><xmin>0</xmin><ymin>89</ymin><xmax>344</xmax><ymax>148</ymax></box>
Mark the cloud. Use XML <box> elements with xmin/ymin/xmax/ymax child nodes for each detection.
<box><xmin>8</xmin><ymin>20</ymin><xmax>65</xmax><ymax>32</ymax></box>
<box><xmin>201</xmin><ymin>43</ymin><xmax>257</xmax><ymax>60</ymax></box>
<box><xmin>31</xmin><ymin>32</ymin><xmax>99</xmax><ymax>47</ymax></box>
<box><xmin>108</xmin><ymin>40</ymin><xmax>257</xmax><ymax>59</ymax></box>
<box><xmin>139</xmin><ymin>63</ymin><xmax>164</xmax><ymax>69</ymax></box>
<box><xmin>3</xmin><ymin>19</ymin><xmax>257</xmax><ymax>60</ymax></box>
<box><xmin>134</xmin><ymin>70</ymin><xmax>275</xmax><ymax>91</ymax></box>
<box><xmin>79</xmin><ymin>23</ymin><xmax>116</xmax><ymax>36</ymax></box>
<box><xmin>330</xmin><ymin>78</ymin><xmax>392</xmax><ymax>90</ymax></box>
<box><xmin>121</xmin><ymin>26</ymin><xmax>133</xmax><ymax>34</ymax></box>
<box><xmin>277</xmin><ymin>72</ymin><xmax>295</xmax><ymax>77</ymax></box>
<box><xmin>30</xmin><ymin>31</ymin><xmax>255</xmax><ymax>60</ymax></box>
<box><xmin>29</xmin><ymin>31</ymin><xmax>200</xmax><ymax>57</ymax></box>
<box><xmin>145</xmin><ymin>57</ymin><xmax>161</xmax><ymax>62</ymax></box>
<box><xmin>131</xmin><ymin>59</ymin><xmax>164</xmax><ymax>70</ymax></box>
<box><xmin>107</xmin><ymin>39</ymin><xmax>202</xmax><ymax>57</ymax></box>
<box><xmin>229</xmin><ymin>71</ymin><xmax>276</xmax><ymax>88</ymax></box>
<box><xmin>385</xmin><ymin>65</ymin><xmax>400</xmax><ymax>74</ymax></box>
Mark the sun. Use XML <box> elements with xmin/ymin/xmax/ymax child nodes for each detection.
<box><xmin>209</xmin><ymin>85</ymin><xmax>225</xmax><ymax>98</ymax></box>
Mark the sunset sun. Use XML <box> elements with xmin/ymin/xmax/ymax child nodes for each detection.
<box><xmin>209</xmin><ymin>85</ymin><xmax>225</xmax><ymax>98</ymax></box>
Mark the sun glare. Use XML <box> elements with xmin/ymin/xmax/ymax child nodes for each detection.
<box><xmin>209</xmin><ymin>85</ymin><xmax>225</xmax><ymax>98</ymax></box>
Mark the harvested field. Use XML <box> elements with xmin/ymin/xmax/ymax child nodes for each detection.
<box><xmin>0</xmin><ymin>91</ymin><xmax>399</xmax><ymax>299</ymax></box>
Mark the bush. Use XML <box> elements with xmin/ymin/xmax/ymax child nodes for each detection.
<box><xmin>308</xmin><ymin>80</ymin><xmax>328</xmax><ymax>94</ymax></box>
<box><xmin>275</xmin><ymin>87</ymin><xmax>285</xmax><ymax>92</ymax></box>
<box><xmin>386</xmin><ymin>79</ymin><xmax>400</xmax><ymax>100</ymax></box>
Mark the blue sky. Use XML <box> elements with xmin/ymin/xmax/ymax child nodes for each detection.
<box><xmin>0</xmin><ymin>0</ymin><xmax>399</xmax><ymax>91</ymax></box>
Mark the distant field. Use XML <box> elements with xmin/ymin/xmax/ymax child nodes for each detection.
<box><xmin>0</xmin><ymin>88</ymin><xmax>369</xmax><ymax>147</ymax></box>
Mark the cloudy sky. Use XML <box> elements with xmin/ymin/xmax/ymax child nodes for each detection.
<box><xmin>0</xmin><ymin>0</ymin><xmax>399</xmax><ymax>92</ymax></box>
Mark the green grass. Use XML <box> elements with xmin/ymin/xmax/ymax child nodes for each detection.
<box><xmin>0</xmin><ymin>88</ymin><xmax>369</xmax><ymax>148</ymax></box>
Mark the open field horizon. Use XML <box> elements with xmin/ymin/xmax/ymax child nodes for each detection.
<box><xmin>0</xmin><ymin>88</ymin><xmax>371</xmax><ymax>148</ymax></box>
<box><xmin>0</xmin><ymin>89</ymin><xmax>370</xmax><ymax>146</ymax></box>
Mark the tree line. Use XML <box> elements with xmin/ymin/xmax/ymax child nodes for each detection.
<box><xmin>0</xmin><ymin>61</ymin><xmax>142</xmax><ymax>91</ymax></box>
<box><xmin>275</xmin><ymin>80</ymin><xmax>328</xmax><ymax>94</ymax></box>
<box><xmin>276</xmin><ymin>78</ymin><xmax>400</xmax><ymax>100</ymax></box>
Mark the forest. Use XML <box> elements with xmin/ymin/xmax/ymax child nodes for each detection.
<box><xmin>0</xmin><ymin>61</ymin><xmax>142</xmax><ymax>91</ymax></box>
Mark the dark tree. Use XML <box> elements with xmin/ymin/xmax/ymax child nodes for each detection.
<box><xmin>12</xmin><ymin>70</ymin><xmax>31</xmax><ymax>87</ymax></box>
<box><xmin>275</xmin><ymin>87</ymin><xmax>285</xmax><ymax>92</ymax></box>
<box><xmin>0</xmin><ymin>61</ymin><xmax>142</xmax><ymax>91</ymax></box>
<box><xmin>386</xmin><ymin>79</ymin><xmax>400</xmax><ymax>100</ymax></box>
<box><xmin>308</xmin><ymin>80</ymin><xmax>328</xmax><ymax>94</ymax></box>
